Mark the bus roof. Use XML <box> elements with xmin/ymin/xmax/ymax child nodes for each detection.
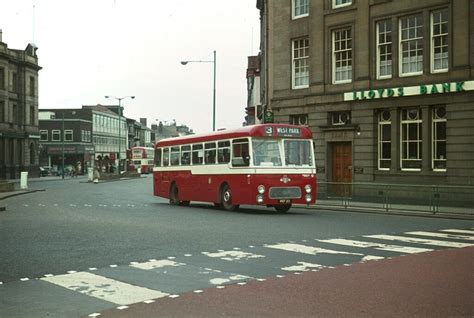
<box><xmin>156</xmin><ymin>124</ymin><xmax>313</xmax><ymax>148</ymax></box>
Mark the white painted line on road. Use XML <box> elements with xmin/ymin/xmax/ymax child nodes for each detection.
<box><xmin>361</xmin><ymin>255</ymin><xmax>385</xmax><ymax>261</ymax></box>
<box><xmin>20</xmin><ymin>278</ymin><xmax>29</xmax><ymax>281</ymax></box>
<box><xmin>67</xmin><ymin>271</ymin><xmax>77</xmax><ymax>274</ymax></box>
<box><xmin>282</xmin><ymin>262</ymin><xmax>325</xmax><ymax>272</ymax></box>
<box><xmin>203</xmin><ymin>250</ymin><xmax>265</xmax><ymax>262</ymax></box>
<box><xmin>42</xmin><ymin>272</ymin><xmax>169</xmax><ymax>305</ymax></box>
<box><xmin>88</xmin><ymin>313</ymin><xmax>101</xmax><ymax>317</ymax></box>
<box><xmin>44</xmin><ymin>274</ymin><xmax>54</xmax><ymax>278</ymax></box>
<box><xmin>237</xmin><ymin>282</ymin><xmax>247</xmax><ymax>285</ymax></box>
<box><xmin>441</xmin><ymin>229</ymin><xmax>474</xmax><ymax>235</ymax></box>
<box><xmin>276</xmin><ymin>275</ymin><xmax>285</xmax><ymax>278</ymax></box>
<box><xmin>89</xmin><ymin>267</ymin><xmax>97</xmax><ymax>271</ymax></box>
<box><xmin>265</xmin><ymin>243</ymin><xmax>363</xmax><ymax>256</ymax></box>
<box><xmin>117</xmin><ymin>306</ymin><xmax>128</xmax><ymax>310</ymax></box>
<box><xmin>143</xmin><ymin>300</ymin><xmax>155</xmax><ymax>304</ymax></box>
<box><xmin>130</xmin><ymin>259</ymin><xmax>184</xmax><ymax>270</ymax></box>
<box><xmin>184</xmin><ymin>254</ymin><xmax>192</xmax><ymax>257</ymax></box>
<box><xmin>169</xmin><ymin>294</ymin><xmax>180</xmax><ymax>298</ymax></box>
<box><xmin>319</xmin><ymin>238</ymin><xmax>432</xmax><ymax>254</ymax></box>
<box><xmin>193</xmin><ymin>290</ymin><xmax>203</xmax><ymax>293</ymax></box>
<box><xmin>364</xmin><ymin>234</ymin><xmax>473</xmax><ymax>248</ymax></box>
<box><xmin>209</xmin><ymin>274</ymin><xmax>249</xmax><ymax>285</ymax></box>
<box><xmin>256</xmin><ymin>278</ymin><xmax>266</xmax><ymax>281</ymax></box>
<box><xmin>216</xmin><ymin>285</ymin><xmax>225</xmax><ymax>289</ymax></box>
<box><xmin>167</xmin><ymin>256</ymin><xmax>176</xmax><ymax>260</ymax></box>
<box><xmin>110</xmin><ymin>265</ymin><xmax>118</xmax><ymax>268</ymax></box>
<box><xmin>406</xmin><ymin>231</ymin><xmax>474</xmax><ymax>241</ymax></box>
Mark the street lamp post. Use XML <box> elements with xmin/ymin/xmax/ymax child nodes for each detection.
<box><xmin>104</xmin><ymin>95</ymin><xmax>135</xmax><ymax>174</ymax></box>
<box><xmin>181</xmin><ymin>50</ymin><xmax>216</xmax><ymax>131</ymax></box>
<box><xmin>61</xmin><ymin>111</ymin><xmax>65</xmax><ymax>179</ymax></box>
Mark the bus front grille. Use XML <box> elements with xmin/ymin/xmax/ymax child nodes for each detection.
<box><xmin>269</xmin><ymin>187</ymin><xmax>302</xmax><ymax>199</ymax></box>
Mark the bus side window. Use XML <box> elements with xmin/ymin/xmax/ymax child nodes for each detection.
<box><xmin>163</xmin><ymin>148</ymin><xmax>170</xmax><ymax>166</ymax></box>
<box><xmin>192</xmin><ymin>144</ymin><xmax>203</xmax><ymax>165</ymax></box>
<box><xmin>205</xmin><ymin>142</ymin><xmax>216</xmax><ymax>165</ymax></box>
<box><xmin>154</xmin><ymin>148</ymin><xmax>162</xmax><ymax>166</ymax></box>
<box><xmin>170</xmin><ymin>147</ymin><xmax>180</xmax><ymax>166</ymax></box>
<box><xmin>218</xmin><ymin>141</ymin><xmax>230</xmax><ymax>164</ymax></box>
<box><xmin>232</xmin><ymin>138</ymin><xmax>249</xmax><ymax>167</ymax></box>
<box><xmin>181</xmin><ymin>145</ymin><xmax>191</xmax><ymax>165</ymax></box>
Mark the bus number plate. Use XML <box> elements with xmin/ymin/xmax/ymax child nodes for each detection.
<box><xmin>279</xmin><ymin>199</ymin><xmax>291</xmax><ymax>204</ymax></box>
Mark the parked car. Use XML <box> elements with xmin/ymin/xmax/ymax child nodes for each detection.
<box><xmin>39</xmin><ymin>166</ymin><xmax>51</xmax><ymax>177</ymax></box>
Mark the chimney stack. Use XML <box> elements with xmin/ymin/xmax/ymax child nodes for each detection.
<box><xmin>0</xmin><ymin>29</ymin><xmax>3</xmax><ymax>42</ymax></box>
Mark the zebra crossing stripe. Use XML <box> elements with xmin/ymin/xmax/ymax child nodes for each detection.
<box><xmin>41</xmin><ymin>272</ymin><xmax>168</xmax><ymax>305</ymax></box>
<box><xmin>441</xmin><ymin>229</ymin><xmax>474</xmax><ymax>235</ymax></box>
<box><xmin>318</xmin><ymin>238</ymin><xmax>432</xmax><ymax>254</ymax></box>
<box><xmin>265</xmin><ymin>243</ymin><xmax>363</xmax><ymax>256</ymax></box>
<box><xmin>405</xmin><ymin>231</ymin><xmax>474</xmax><ymax>241</ymax></box>
<box><xmin>364</xmin><ymin>235</ymin><xmax>473</xmax><ymax>248</ymax></box>
<box><xmin>130</xmin><ymin>259</ymin><xmax>185</xmax><ymax>270</ymax></box>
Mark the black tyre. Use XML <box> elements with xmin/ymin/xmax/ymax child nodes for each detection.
<box><xmin>274</xmin><ymin>204</ymin><xmax>292</xmax><ymax>213</ymax></box>
<box><xmin>221</xmin><ymin>185</ymin><xmax>239</xmax><ymax>211</ymax></box>
<box><xmin>169</xmin><ymin>183</ymin><xmax>180</xmax><ymax>205</ymax></box>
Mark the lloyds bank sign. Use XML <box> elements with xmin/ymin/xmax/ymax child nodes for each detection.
<box><xmin>344</xmin><ymin>80</ymin><xmax>474</xmax><ymax>101</ymax></box>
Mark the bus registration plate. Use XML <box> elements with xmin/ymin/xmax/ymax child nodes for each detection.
<box><xmin>279</xmin><ymin>199</ymin><xmax>291</xmax><ymax>204</ymax></box>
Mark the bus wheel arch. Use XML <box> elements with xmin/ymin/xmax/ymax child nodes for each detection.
<box><xmin>220</xmin><ymin>183</ymin><xmax>239</xmax><ymax>211</ymax></box>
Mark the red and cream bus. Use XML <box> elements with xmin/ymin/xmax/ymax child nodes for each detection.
<box><xmin>153</xmin><ymin>124</ymin><xmax>316</xmax><ymax>212</ymax></box>
<box><xmin>130</xmin><ymin>146</ymin><xmax>155</xmax><ymax>174</ymax></box>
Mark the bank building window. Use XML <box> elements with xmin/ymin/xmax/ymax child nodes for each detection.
<box><xmin>400</xmin><ymin>108</ymin><xmax>422</xmax><ymax>170</ymax></box>
<box><xmin>376</xmin><ymin>19</ymin><xmax>392</xmax><ymax>79</ymax></box>
<box><xmin>431</xmin><ymin>9</ymin><xmax>448</xmax><ymax>73</ymax></box>
<box><xmin>331</xmin><ymin>111</ymin><xmax>350</xmax><ymax>126</ymax></box>
<box><xmin>333</xmin><ymin>0</ymin><xmax>351</xmax><ymax>9</ymax></box>
<box><xmin>400</xmin><ymin>14</ymin><xmax>423</xmax><ymax>76</ymax></box>
<box><xmin>290</xmin><ymin>114</ymin><xmax>308</xmax><ymax>126</ymax></box>
<box><xmin>292</xmin><ymin>0</ymin><xmax>309</xmax><ymax>19</ymax></box>
<box><xmin>332</xmin><ymin>28</ymin><xmax>352</xmax><ymax>84</ymax></box>
<box><xmin>432</xmin><ymin>106</ymin><xmax>447</xmax><ymax>171</ymax></box>
<box><xmin>292</xmin><ymin>38</ymin><xmax>309</xmax><ymax>89</ymax></box>
<box><xmin>378</xmin><ymin>110</ymin><xmax>391</xmax><ymax>170</ymax></box>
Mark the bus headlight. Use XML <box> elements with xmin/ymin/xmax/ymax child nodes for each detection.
<box><xmin>305</xmin><ymin>194</ymin><xmax>312</xmax><ymax>203</ymax></box>
<box><xmin>304</xmin><ymin>184</ymin><xmax>312</xmax><ymax>193</ymax></box>
<box><xmin>256</xmin><ymin>195</ymin><xmax>264</xmax><ymax>203</ymax></box>
<box><xmin>257</xmin><ymin>185</ymin><xmax>265</xmax><ymax>194</ymax></box>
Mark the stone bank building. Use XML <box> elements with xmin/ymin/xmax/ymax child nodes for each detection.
<box><xmin>0</xmin><ymin>32</ymin><xmax>41</xmax><ymax>179</ymax></box>
<box><xmin>258</xmin><ymin>0</ymin><xmax>474</xmax><ymax>188</ymax></box>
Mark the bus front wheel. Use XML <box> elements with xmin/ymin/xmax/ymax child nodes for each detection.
<box><xmin>274</xmin><ymin>204</ymin><xmax>292</xmax><ymax>213</ymax></box>
<box><xmin>221</xmin><ymin>185</ymin><xmax>239</xmax><ymax>211</ymax></box>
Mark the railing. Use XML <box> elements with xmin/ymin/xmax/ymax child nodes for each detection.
<box><xmin>315</xmin><ymin>182</ymin><xmax>474</xmax><ymax>218</ymax></box>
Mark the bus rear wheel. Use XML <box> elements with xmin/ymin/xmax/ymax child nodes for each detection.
<box><xmin>221</xmin><ymin>185</ymin><xmax>239</xmax><ymax>211</ymax></box>
<box><xmin>274</xmin><ymin>204</ymin><xmax>292</xmax><ymax>213</ymax></box>
<box><xmin>169</xmin><ymin>183</ymin><xmax>180</xmax><ymax>205</ymax></box>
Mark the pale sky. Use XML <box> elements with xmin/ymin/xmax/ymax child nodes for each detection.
<box><xmin>1</xmin><ymin>0</ymin><xmax>261</xmax><ymax>133</ymax></box>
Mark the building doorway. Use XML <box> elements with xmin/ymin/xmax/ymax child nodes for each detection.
<box><xmin>331</xmin><ymin>142</ymin><xmax>352</xmax><ymax>196</ymax></box>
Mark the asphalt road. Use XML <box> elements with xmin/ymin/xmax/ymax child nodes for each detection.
<box><xmin>0</xmin><ymin>176</ymin><xmax>472</xmax><ymax>317</ymax></box>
